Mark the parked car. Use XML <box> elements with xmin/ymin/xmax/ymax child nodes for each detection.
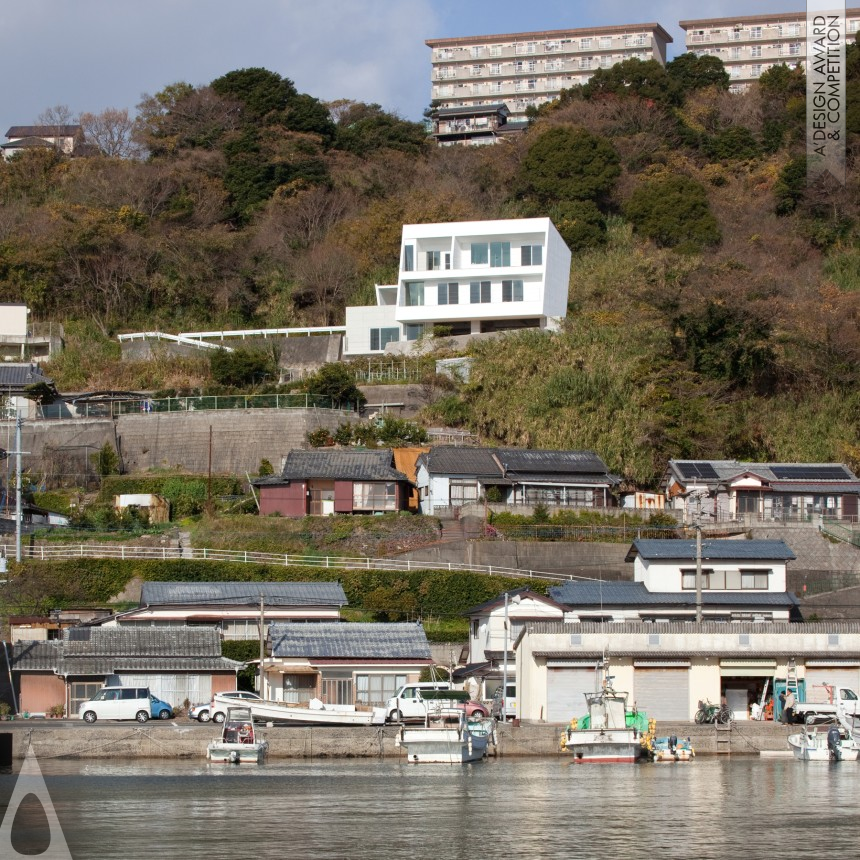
<box><xmin>149</xmin><ymin>694</ymin><xmax>174</xmax><ymax>720</ymax></box>
<box><xmin>190</xmin><ymin>691</ymin><xmax>262</xmax><ymax>723</ymax></box>
<box><xmin>386</xmin><ymin>683</ymin><xmax>488</xmax><ymax>723</ymax></box>
<box><xmin>491</xmin><ymin>684</ymin><xmax>517</xmax><ymax>721</ymax></box>
<box><xmin>80</xmin><ymin>686</ymin><xmax>156</xmax><ymax>723</ymax></box>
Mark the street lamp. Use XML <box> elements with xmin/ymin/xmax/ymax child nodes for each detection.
<box><xmin>502</xmin><ymin>591</ymin><xmax>521</xmax><ymax>721</ymax></box>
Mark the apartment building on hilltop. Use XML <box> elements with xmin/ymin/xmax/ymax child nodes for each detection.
<box><xmin>343</xmin><ymin>218</ymin><xmax>572</xmax><ymax>356</ymax></box>
<box><xmin>680</xmin><ymin>10</ymin><xmax>860</xmax><ymax>91</ymax></box>
<box><xmin>425</xmin><ymin>23</ymin><xmax>673</xmax><ymax>133</ymax></box>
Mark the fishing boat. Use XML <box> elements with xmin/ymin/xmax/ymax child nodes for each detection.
<box><xmin>787</xmin><ymin>723</ymin><xmax>860</xmax><ymax>761</ymax></box>
<box><xmin>560</xmin><ymin>660</ymin><xmax>650</xmax><ymax>764</ymax></box>
<box><xmin>649</xmin><ymin>735</ymin><xmax>695</xmax><ymax>763</ymax></box>
<box><xmin>212</xmin><ymin>693</ymin><xmax>385</xmax><ymax>727</ymax></box>
<box><xmin>206</xmin><ymin>706</ymin><xmax>269</xmax><ymax>764</ymax></box>
<box><xmin>396</xmin><ymin>697</ymin><xmax>497</xmax><ymax>764</ymax></box>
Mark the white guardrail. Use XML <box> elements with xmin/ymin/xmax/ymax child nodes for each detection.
<box><xmin>0</xmin><ymin>543</ymin><xmax>582</xmax><ymax>582</ymax></box>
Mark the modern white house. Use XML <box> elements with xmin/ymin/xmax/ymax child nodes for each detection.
<box><xmin>343</xmin><ymin>218</ymin><xmax>572</xmax><ymax>356</ymax></box>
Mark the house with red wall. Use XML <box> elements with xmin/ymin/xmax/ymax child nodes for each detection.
<box><xmin>254</xmin><ymin>449</ymin><xmax>412</xmax><ymax>517</ymax></box>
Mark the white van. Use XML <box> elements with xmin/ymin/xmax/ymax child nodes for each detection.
<box><xmin>386</xmin><ymin>682</ymin><xmax>452</xmax><ymax>722</ymax></box>
<box><xmin>79</xmin><ymin>686</ymin><xmax>153</xmax><ymax>723</ymax></box>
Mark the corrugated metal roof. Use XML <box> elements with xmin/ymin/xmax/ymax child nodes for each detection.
<box><xmin>140</xmin><ymin>581</ymin><xmax>347</xmax><ymax>607</ymax></box>
<box><xmin>548</xmin><ymin>580</ymin><xmax>798</xmax><ymax>607</ymax></box>
<box><xmin>269</xmin><ymin>622</ymin><xmax>432</xmax><ymax>659</ymax></box>
<box><xmin>627</xmin><ymin>539</ymin><xmax>796</xmax><ymax>562</ymax></box>
<box><xmin>277</xmin><ymin>450</ymin><xmax>408</xmax><ymax>482</ymax></box>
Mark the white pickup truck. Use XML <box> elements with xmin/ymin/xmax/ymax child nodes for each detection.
<box><xmin>791</xmin><ymin>686</ymin><xmax>860</xmax><ymax>724</ymax></box>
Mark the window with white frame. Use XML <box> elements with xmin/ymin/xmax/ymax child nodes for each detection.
<box><xmin>526</xmin><ymin>78</ymin><xmax>537</xmax><ymax>90</ymax></box>
<box><xmin>320</xmin><ymin>674</ymin><xmax>353</xmax><ymax>705</ymax></box>
<box><xmin>502</xmin><ymin>280</ymin><xmax>524</xmax><ymax>302</ymax></box>
<box><xmin>438</xmin><ymin>282</ymin><xmax>459</xmax><ymax>305</ymax></box>
<box><xmin>730</xmin><ymin>66</ymin><xmax>741</xmax><ymax>78</ymax></box>
<box><xmin>730</xmin><ymin>46</ymin><xmax>741</xmax><ymax>59</ymax></box>
<box><xmin>579</xmin><ymin>57</ymin><xmax>591</xmax><ymax>70</ymax></box>
<box><xmin>490</xmin><ymin>241</ymin><xmax>510</xmax><ymax>267</ymax></box>
<box><xmin>751</xmin><ymin>45</ymin><xmax>762</xmax><ymax>58</ymax></box>
<box><xmin>728</xmin><ymin>29</ymin><xmax>741</xmax><ymax>41</ymax></box>
<box><xmin>514</xmin><ymin>61</ymin><xmax>525</xmax><ymax>73</ymax></box>
<box><xmin>580</xmin><ymin>37</ymin><xmax>592</xmax><ymax>49</ymax></box>
<box><xmin>750</xmin><ymin>26</ymin><xmax>762</xmax><ymax>39</ymax></box>
<box><xmin>545</xmin><ymin>40</ymin><xmax>560</xmax><ymax>52</ymax></box>
<box><xmin>450</xmin><ymin>480</ymin><xmax>479</xmax><ymax>504</ymax></box>
<box><xmin>471</xmin><ymin>83</ymin><xmax>482</xmax><ymax>95</ymax></box>
<box><xmin>751</xmin><ymin>64</ymin><xmax>762</xmax><ymax>78</ymax></box>
<box><xmin>471</xmin><ymin>46</ymin><xmax>484</xmax><ymax>59</ymax></box>
<box><xmin>526</xmin><ymin>60</ymin><xmax>536</xmax><ymax>72</ymax></box>
<box><xmin>353</xmin><ymin>482</ymin><xmax>397</xmax><ymax>512</ymax></box>
<box><xmin>426</xmin><ymin>250</ymin><xmax>441</xmax><ymax>270</ymax></box>
<box><xmin>521</xmin><ymin>244</ymin><xmax>542</xmax><ymax>265</ymax></box>
<box><xmin>438</xmin><ymin>67</ymin><xmax>456</xmax><ymax>79</ymax></box>
<box><xmin>849</xmin><ymin>19</ymin><xmax>859</xmax><ymax>34</ymax></box>
<box><xmin>490</xmin><ymin>63</ymin><xmax>501</xmax><ymax>75</ymax></box>
<box><xmin>470</xmin><ymin>281</ymin><xmax>491</xmax><ymax>303</ymax></box>
<box><xmin>599</xmin><ymin>36</ymin><xmax>612</xmax><ymax>50</ymax></box>
<box><xmin>526</xmin><ymin>42</ymin><xmax>537</xmax><ymax>54</ymax></box>
<box><xmin>490</xmin><ymin>44</ymin><xmax>503</xmax><ymax>56</ymax></box>
<box><xmin>490</xmin><ymin>81</ymin><xmax>503</xmax><ymax>93</ymax></box>
<box><xmin>405</xmin><ymin>282</ymin><xmax>424</xmax><ymax>306</ymax></box>
<box><xmin>471</xmin><ymin>65</ymin><xmax>483</xmax><ymax>76</ymax></box>
<box><xmin>369</xmin><ymin>327</ymin><xmax>399</xmax><ymax>352</ymax></box>
<box><xmin>436</xmin><ymin>48</ymin><xmax>454</xmax><ymax>60</ymax></box>
<box><xmin>355</xmin><ymin>673</ymin><xmax>407</xmax><ymax>706</ymax></box>
<box><xmin>788</xmin><ymin>42</ymin><xmax>801</xmax><ymax>55</ymax></box>
<box><xmin>600</xmin><ymin>56</ymin><xmax>613</xmax><ymax>68</ymax></box>
<box><xmin>740</xmin><ymin>570</ymin><xmax>770</xmax><ymax>589</ymax></box>
<box><xmin>282</xmin><ymin>674</ymin><xmax>317</xmax><ymax>704</ymax></box>
<box><xmin>545</xmin><ymin>59</ymin><xmax>563</xmax><ymax>72</ymax></box>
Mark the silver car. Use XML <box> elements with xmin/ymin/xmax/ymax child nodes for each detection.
<box><xmin>189</xmin><ymin>691</ymin><xmax>262</xmax><ymax>723</ymax></box>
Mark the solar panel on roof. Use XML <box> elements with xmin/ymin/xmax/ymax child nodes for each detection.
<box><xmin>771</xmin><ymin>465</ymin><xmax>849</xmax><ymax>480</ymax></box>
<box><xmin>677</xmin><ymin>462</ymin><xmax>719</xmax><ymax>480</ymax></box>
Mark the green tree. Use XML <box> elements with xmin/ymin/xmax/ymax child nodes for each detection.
<box><xmin>773</xmin><ymin>156</ymin><xmax>807</xmax><ymax>215</ymax></box>
<box><xmin>210</xmin><ymin>68</ymin><xmax>297</xmax><ymax>122</ymax></box>
<box><xmin>210</xmin><ymin>347</ymin><xmax>277</xmax><ymax>388</ymax></box>
<box><xmin>335</xmin><ymin>103</ymin><xmax>428</xmax><ymax>156</ymax></box>
<box><xmin>706</xmin><ymin>126</ymin><xmax>760</xmax><ymax>160</ymax></box>
<box><xmin>518</xmin><ymin>126</ymin><xmax>620</xmax><ymax>206</ymax></box>
<box><xmin>666</xmin><ymin>53</ymin><xmax>730</xmax><ymax>94</ymax></box>
<box><xmin>90</xmin><ymin>443</ymin><xmax>120</xmax><ymax>477</ymax></box>
<box><xmin>582</xmin><ymin>58</ymin><xmax>676</xmax><ymax>104</ymax></box>
<box><xmin>546</xmin><ymin>200</ymin><xmax>606</xmax><ymax>251</ymax></box>
<box><xmin>161</xmin><ymin>477</ymin><xmax>207</xmax><ymax>517</ymax></box>
<box><xmin>303</xmin><ymin>363</ymin><xmax>366</xmax><ymax>407</ymax></box>
<box><xmin>623</xmin><ymin>174</ymin><xmax>721</xmax><ymax>250</ymax></box>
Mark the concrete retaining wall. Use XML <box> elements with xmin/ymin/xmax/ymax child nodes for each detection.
<box><xmin>2</xmin><ymin>720</ymin><xmax>796</xmax><ymax>760</ymax></box>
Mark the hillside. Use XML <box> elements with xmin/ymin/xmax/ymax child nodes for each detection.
<box><xmin>2</xmin><ymin>56</ymin><xmax>859</xmax><ymax>487</ymax></box>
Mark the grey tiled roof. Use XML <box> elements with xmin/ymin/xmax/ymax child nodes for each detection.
<box><xmin>11</xmin><ymin>628</ymin><xmax>242</xmax><ymax>675</ymax></box>
<box><xmin>271</xmin><ymin>450</ymin><xmax>408</xmax><ymax>482</ymax></box>
<box><xmin>0</xmin><ymin>364</ymin><xmax>56</xmax><ymax>390</ymax></box>
<box><xmin>548</xmin><ymin>580</ymin><xmax>799</xmax><ymax>608</ymax></box>
<box><xmin>627</xmin><ymin>539</ymin><xmax>796</xmax><ymax>562</ymax></box>
<box><xmin>140</xmin><ymin>581</ymin><xmax>347</xmax><ymax>607</ymax></box>
<box><xmin>500</xmin><ymin>449</ymin><xmax>610</xmax><ymax>475</ymax></box>
<box><xmin>269</xmin><ymin>622</ymin><xmax>432</xmax><ymax>660</ymax></box>
<box><xmin>425</xmin><ymin>447</ymin><xmax>500</xmax><ymax>477</ymax></box>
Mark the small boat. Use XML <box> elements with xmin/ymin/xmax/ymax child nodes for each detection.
<box><xmin>212</xmin><ymin>694</ymin><xmax>385</xmax><ymax>727</ymax></box>
<box><xmin>787</xmin><ymin>724</ymin><xmax>860</xmax><ymax>761</ymax></box>
<box><xmin>560</xmin><ymin>659</ymin><xmax>650</xmax><ymax>764</ymax></box>
<box><xmin>396</xmin><ymin>699</ymin><xmax>496</xmax><ymax>764</ymax></box>
<box><xmin>207</xmin><ymin>706</ymin><xmax>269</xmax><ymax>764</ymax></box>
<box><xmin>649</xmin><ymin>735</ymin><xmax>695</xmax><ymax>763</ymax></box>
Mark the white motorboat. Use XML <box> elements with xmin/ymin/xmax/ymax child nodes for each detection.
<box><xmin>787</xmin><ymin>724</ymin><xmax>860</xmax><ymax>761</ymax></box>
<box><xmin>560</xmin><ymin>660</ymin><xmax>650</xmax><ymax>764</ymax></box>
<box><xmin>207</xmin><ymin>706</ymin><xmax>269</xmax><ymax>764</ymax></box>
<box><xmin>212</xmin><ymin>694</ymin><xmax>384</xmax><ymax>727</ymax></box>
<box><xmin>396</xmin><ymin>704</ymin><xmax>496</xmax><ymax>764</ymax></box>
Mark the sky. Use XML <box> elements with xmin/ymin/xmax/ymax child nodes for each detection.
<box><xmin>0</xmin><ymin>0</ymin><xmax>809</xmax><ymax>136</ymax></box>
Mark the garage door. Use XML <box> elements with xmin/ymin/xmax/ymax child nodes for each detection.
<box><xmin>546</xmin><ymin>665</ymin><xmax>598</xmax><ymax>722</ymax></box>
<box><xmin>804</xmin><ymin>667</ymin><xmax>860</xmax><ymax>698</ymax></box>
<box><xmin>633</xmin><ymin>666</ymin><xmax>690</xmax><ymax>721</ymax></box>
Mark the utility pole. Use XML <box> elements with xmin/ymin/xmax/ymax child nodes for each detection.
<box><xmin>258</xmin><ymin>594</ymin><xmax>266</xmax><ymax>697</ymax></box>
<box><xmin>15</xmin><ymin>415</ymin><xmax>23</xmax><ymax>563</ymax></box>
<box><xmin>695</xmin><ymin>523</ymin><xmax>703</xmax><ymax>623</ymax></box>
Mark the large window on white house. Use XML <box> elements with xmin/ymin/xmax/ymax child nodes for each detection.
<box><xmin>470</xmin><ymin>281</ymin><xmax>491</xmax><ymax>303</ymax></box>
<box><xmin>353</xmin><ymin>482</ymin><xmax>397</xmax><ymax>511</ymax></box>
<box><xmin>356</xmin><ymin>674</ymin><xmax>408</xmax><ymax>706</ymax></box>
<box><xmin>405</xmin><ymin>282</ymin><xmax>424</xmax><ymax>306</ymax></box>
<box><xmin>741</xmin><ymin>570</ymin><xmax>770</xmax><ymax>589</ymax></box>
<box><xmin>471</xmin><ymin>242</ymin><xmax>489</xmax><ymax>264</ymax></box>
<box><xmin>521</xmin><ymin>245</ymin><xmax>542</xmax><ymax>265</ymax></box>
<box><xmin>403</xmin><ymin>245</ymin><xmax>414</xmax><ymax>271</ymax></box>
<box><xmin>502</xmin><ymin>280</ymin><xmax>524</xmax><ymax>302</ymax></box>
<box><xmin>438</xmin><ymin>282</ymin><xmax>459</xmax><ymax>305</ymax></box>
<box><xmin>426</xmin><ymin>250</ymin><xmax>441</xmax><ymax>270</ymax></box>
<box><xmin>370</xmin><ymin>327</ymin><xmax>400</xmax><ymax>351</ymax></box>
<box><xmin>490</xmin><ymin>242</ymin><xmax>511</xmax><ymax>267</ymax></box>
<box><xmin>282</xmin><ymin>674</ymin><xmax>317</xmax><ymax>704</ymax></box>
<box><xmin>681</xmin><ymin>569</ymin><xmax>771</xmax><ymax>590</ymax></box>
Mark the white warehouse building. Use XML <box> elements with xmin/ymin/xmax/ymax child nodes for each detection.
<box><xmin>343</xmin><ymin>218</ymin><xmax>572</xmax><ymax>356</ymax></box>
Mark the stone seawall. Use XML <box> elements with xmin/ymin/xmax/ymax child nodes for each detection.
<box><xmin>2</xmin><ymin>720</ymin><xmax>796</xmax><ymax>760</ymax></box>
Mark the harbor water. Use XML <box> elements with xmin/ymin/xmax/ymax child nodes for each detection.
<box><xmin>2</xmin><ymin>756</ymin><xmax>860</xmax><ymax>859</ymax></box>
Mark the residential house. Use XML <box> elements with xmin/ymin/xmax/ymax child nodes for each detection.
<box><xmin>514</xmin><ymin>621</ymin><xmax>860</xmax><ymax>722</ymax></box>
<box><xmin>416</xmin><ymin>446</ymin><xmax>620</xmax><ymax>513</ymax></box>
<box><xmin>428</xmin><ymin>103</ymin><xmax>527</xmax><ymax>147</ymax></box>
<box><xmin>9</xmin><ymin>608</ymin><xmax>112</xmax><ymax>644</ymax></box>
<box><xmin>254</xmin><ymin>449</ymin><xmax>412</xmax><ymax>517</ymax></box>
<box><xmin>0</xmin><ymin>304</ymin><xmax>63</xmax><ymax>362</ymax></box>
<box><xmin>343</xmin><ymin>218</ymin><xmax>572</xmax><ymax>356</ymax></box>
<box><xmin>99</xmin><ymin>581</ymin><xmax>348</xmax><ymax>639</ymax></box>
<box><xmin>262</xmin><ymin>622</ymin><xmax>433</xmax><ymax>707</ymax></box>
<box><xmin>2</xmin><ymin>125</ymin><xmax>84</xmax><ymax>159</ymax></box>
<box><xmin>426</xmin><ymin>23</ymin><xmax>672</xmax><ymax>123</ymax></box>
<box><xmin>548</xmin><ymin>538</ymin><xmax>800</xmax><ymax>623</ymax></box>
<box><xmin>11</xmin><ymin>626</ymin><xmax>241</xmax><ymax>716</ymax></box>
<box><xmin>0</xmin><ymin>363</ymin><xmax>59</xmax><ymax>419</ymax></box>
<box><xmin>459</xmin><ymin>588</ymin><xmax>565</xmax><ymax>698</ymax></box>
<box><xmin>680</xmin><ymin>10</ymin><xmax>860</xmax><ymax>91</ymax></box>
<box><xmin>663</xmin><ymin>459</ymin><xmax>860</xmax><ymax>523</ymax></box>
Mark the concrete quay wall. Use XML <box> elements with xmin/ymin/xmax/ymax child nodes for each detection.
<box><xmin>2</xmin><ymin>720</ymin><xmax>796</xmax><ymax>761</ymax></box>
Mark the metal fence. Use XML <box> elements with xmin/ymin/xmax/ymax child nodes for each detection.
<box><xmin>0</xmin><ymin>543</ymin><xmax>584</xmax><ymax>582</ymax></box>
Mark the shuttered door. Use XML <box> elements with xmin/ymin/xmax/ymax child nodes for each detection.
<box><xmin>634</xmin><ymin>668</ymin><xmax>690</xmax><ymax>721</ymax></box>
<box><xmin>804</xmin><ymin>667</ymin><xmax>860</xmax><ymax>696</ymax></box>
<box><xmin>546</xmin><ymin>667</ymin><xmax>598</xmax><ymax>722</ymax></box>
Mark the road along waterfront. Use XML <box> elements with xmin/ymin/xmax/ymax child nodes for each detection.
<box><xmin>1</xmin><ymin>755</ymin><xmax>859</xmax><ymax>860</ymax></box>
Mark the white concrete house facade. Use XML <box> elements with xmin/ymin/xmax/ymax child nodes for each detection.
<box><xmin>343</xmin><ymin>218</ymin><xmax>572</xmax><ymax>356</ymax></box>
<box><xmin>515</xmin><ymin>621</ymin><xmax>860</xmax><ymax>723</ymax></box>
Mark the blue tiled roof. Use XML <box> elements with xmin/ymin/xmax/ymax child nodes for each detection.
<box><xmin>549</xmin><ymin>580</ymin><xmax>799</xmax><ymax>608</ymax></box>
<box><xmin>140</xmin><ymin>581</ymin><xmax>347</xmax><ymax>607</ymax></box>
<box><xmin>627</xmin><ymin>539</ymin><xmax>796</xmax><ymax>562</ymax></box>
<box><xmin>269</xmin><ymin>622</ymin><xmax>431</xmax><ymax>659</ymax></box>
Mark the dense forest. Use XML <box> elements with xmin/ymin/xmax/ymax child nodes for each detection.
<box><xmin>2</xmin><ymin>53</ymin><xmax>860</xmax><ymax>488</ymax></box>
